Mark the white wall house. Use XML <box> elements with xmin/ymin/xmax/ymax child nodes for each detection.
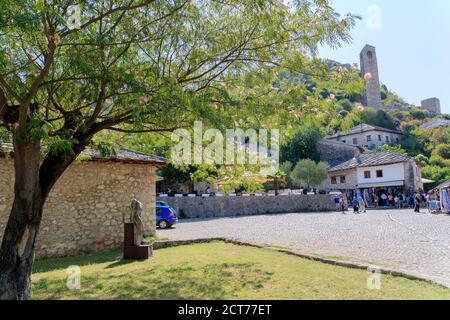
<box><xmin>325</xmin><ymin>152</ymin><xmax>423</xmax><ymax>192</ymax></box>
<box><xmin>356</xmin><ymin>163</ymin><xmax>405</xmax><ymax>188</ymax></box>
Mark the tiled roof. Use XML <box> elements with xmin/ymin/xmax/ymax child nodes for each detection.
<box><xmin>86</xmin><ymin>148</ymin><xmax>166</xmax><ymax>166</ymax></box>
<box><xmin>0</xmin><ymin>143</ymin><xmax>166</xmax><ymax>166</ymax></box>
<box><xmin>328</xmin><ymin>152</ymin><xmax>410</xmax><ymax>172</ymax></box>
<box><xmin>327</xmin><ymin>124</ymin><xmax>402</xmax><ymax>139</ymax></box>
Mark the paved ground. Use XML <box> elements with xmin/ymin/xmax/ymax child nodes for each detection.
<box><xmin>157</xmin><ymin>209</ymin><xmax>450</xmax><ymax>287</ymax></box>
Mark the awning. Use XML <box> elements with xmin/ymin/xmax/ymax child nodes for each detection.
<box><xmin>421</xmin><ymin>178</ymin><xmax>435</xmax><ymax>184</ymax></box>
<box><xmin>357</xmin><ymin>180</ymin><xmax>404</xmax><ymax>188</ymax></box>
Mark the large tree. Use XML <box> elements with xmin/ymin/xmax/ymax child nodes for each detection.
<box><xmin>0</xmin><ymin>0</ymin><xmax>356</xmax><ymax>299</ymax></box>
<box><xmin>290</xmin><ymin>159</ymin><xmax>328</xmax><ymax>189</ymax></box>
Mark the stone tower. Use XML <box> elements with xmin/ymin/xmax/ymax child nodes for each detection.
<box><xmin>360</xmin><ymin>45</ymin><xmax>382</xmax><ymax>109</ymax></box>
<box><xmin>421</xmin><ymin>98</ymin><xmax>441</xmax><ymax>115</ymax></box>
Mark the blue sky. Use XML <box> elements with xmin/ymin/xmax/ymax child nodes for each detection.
<box><xmin>318</xmin><ymin>0</ymin><xmax>450</xmax><ymax>114</ymax></box>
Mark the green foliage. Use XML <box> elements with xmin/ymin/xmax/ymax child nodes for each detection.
<box><xmin>432</xmin><ymin>144</ymin><xmax>450</xmax><ymax>160</ymax></box>
<box><xmin>191</xmin><ymin>165</ymin><xmax>219</xmax><ymax>184</ymax></box>
<box><xmin>401</xmin><ymin>128</ymin><xmax>432</xmax><ymax>156</ymax></box>
<box><xmin>359</xmin><ymin>108</ymin><xmax>398</xmax><ymax>130</ymax></box>
<box><xmin>377</xmin><ymin>144</ymin><xmax>408</xmax><ymax>156</ymax></box>
<box><xmin>220</xmin><ymin>177</ymin><xmax>264</xmax><ymax>194</ymax></box>
<box><xmin>290</xmin><ymin>159</ymin><xmax>328</xmax><ymax>189</ymax></box>
<box><xmin>0</xmin><ymin>0</ymin><xmax>359</xmax><ymax>161</ymax></box>
<box><xmin>381</xmin><ymin>86</ymin><xmax>411</xmax><ymax>109</ymax></box>
<box><xmin>429</xmin><ymin>155</ymin><xmax>445</xmax><ymax>167</ymax></box>
<box><xmin>0</xmin><ymin>127</ymin><xmax>10</xmax><ymax>143</ymax></box>
<box><xmin>280</xmin><ymin>125</ymin><xmax>322</xmax><ymax>164</ymax></box>
<box><xmin>421</xmin><ymin>165</ymin><xmax>450</xmax><ymax>186</ymax></box>
<box><xmin>414</xmin><ymin>154</ymin><xmax>429</xmax><ymax>166</ymax></box>
<box><xmin>279</xmin><ymin>161</ymin><xmax>294</xmax><ymax>188</ymax></box>
<box><xmin>158</xmin><ymin>164</ymin><xmax>218</xmax><ymax>189</ymax></box>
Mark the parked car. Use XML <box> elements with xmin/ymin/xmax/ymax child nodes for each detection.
<box><xmin>156</xmin><ymin>201</ymin><xmax>169</xmax><ymax>207</ymax></box>
<box><xmin>156</xmin><ymin>205</ymin><xmax>178</xmax><ymax>229</ymax></box>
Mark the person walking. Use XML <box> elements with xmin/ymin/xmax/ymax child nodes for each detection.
<box><xmin>381</xmin><ymin>193</ymin><xmax>388</xmax><ymax>207</ymax></box>
<box><xmin>358</xmin><ymin>195</ymin><xmax>366</xmax><ymax>213</ymax></box>
<box><xmin>334</xmin><ymin>195</ymin><xmax>341</xmax><ymax>212</ymax></box>
<box><xmin>414</xmin><ymin>192</ymin><xmax>421</xmax><ymax>213</ymax></box>
<box><xmin>340</xmin><ymin>195</ymin><xmax>346</xmax><ymax>214</ymax></box>
<box><xmin>352</xmin><ymin>197</ymin><xmax>360</xmax><ymax>214</ymax></box>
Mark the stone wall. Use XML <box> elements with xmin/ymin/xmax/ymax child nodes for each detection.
<box><xmin>158</xmin><ymin>194</ymin><xmax>338</xmax><ymax>219</ymax></box>
<box><xmin>317</xmin><ymin>140</ymin><xmax>361</xmax><ymax>167</ymax></box>
<box><xmin>0</xmin><ymin>158</ymin><xmax>157</xmax><ymax>259</ymax></box>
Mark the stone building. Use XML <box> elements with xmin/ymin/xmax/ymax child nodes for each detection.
<box><xmin>0</xmin><ymin>148</ymin><xmax>165</xmax><ymax>259</ymax></box>
<box><xmin>421</xmin><ymin>97</ymin><xmax>441</xmax><ymax>115</ymax></box>
<box><xmin>325</xmin><ymin>152</ymin><xmax>423</xmax><ymax>194</ymax></box>
<box><xmin>360</xmin><ymin>44</ymin><xmax>382</xmax><ymax>109</ymax></box>
<box><xmin>326</xmin><ymin>124</ymin><xmax>403</xmax><ymax>149</ymax></box>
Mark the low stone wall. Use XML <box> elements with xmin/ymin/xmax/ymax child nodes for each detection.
<box><xmin>158</xmin><ymin>194</ymin><xmax>337</xmax><ymax>219</ymax></box>
<box><xmin>0</xmin><ymin>158</ymin><xmax>157</xmax><ymax>259</ymax></box>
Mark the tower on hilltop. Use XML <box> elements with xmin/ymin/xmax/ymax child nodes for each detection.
<box><xmin>360</xmin><ymin>45</ymin><xmax>382</xmax><ymax>109</ymax></box>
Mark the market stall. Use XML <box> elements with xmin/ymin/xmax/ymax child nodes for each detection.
<box><xmin>436</xmin><ymin>179</ymin><xmax>450</xmax><ymax>214</ymax></box>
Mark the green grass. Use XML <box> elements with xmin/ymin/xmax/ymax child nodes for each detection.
<box><xmin>31</xmin><ymin>242</ymin><xmax>450</xmax><ymax>300</ymax></box>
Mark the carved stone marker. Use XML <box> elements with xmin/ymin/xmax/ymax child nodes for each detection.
<box><xmin>123</xmin><ymin>199</ymin><xmax>153</xmax><ymax>260</ymax></box>
<box><xmin>131</xmin><ymin>199</ymin><xmax>144</xmax><ymax>246</ymax></box>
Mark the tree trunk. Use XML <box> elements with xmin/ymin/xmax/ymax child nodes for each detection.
<box><xmin>0</xmin><ymin>133</ymin><xmax>87</xmax><ymax>299</ymax></box>
<box><xmin>0</xmin><ymin>140</ymin><xmax>43</xmax><ymax>300</ymax></box>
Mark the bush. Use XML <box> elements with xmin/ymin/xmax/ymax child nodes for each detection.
<box><xmin>429</xmin><ymin>155</ymin><xmax>445</xmax><ymax>166</ymax></box>
<box><xmin>422</xmin><ymin>165</ymin><xmax>450</xmax><ymax>186</ymax></box>
<box><xmin>432</xmin><ymin>144</ymin><xmax>450</xmax><ymax>160</ymax></box>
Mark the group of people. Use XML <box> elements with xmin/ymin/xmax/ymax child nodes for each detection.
<box><xmin>335</xmin><ymin>190</ymin><xmax>431</xmax><ymax>214</ymax></box>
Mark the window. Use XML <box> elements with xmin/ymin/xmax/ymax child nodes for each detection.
<box><xmin>367</xmin><ymin>135</ymin><xmax>372</xmax><ymax>142</ymax></box>
<box><xmin>340</xmin><ymin>176</ymin><xmax>346</xmax><ymax>184</ymax></box>
<box><xmin>378</xmin><ymin>135</ymin><xmax>382</xmax><ymax>141</ymax></box>
<box><xmin>353</xmin><ymin>138</ymin><xmax>358</xmax><ymax>145</ymax></box>
<box><xmin>367</xmin><ymin>51</ymin><xmax>373</xmax><ymax>59</ymax></box>
<box><xmin>342</xmin><ymin>140</ymin><xmax>346</xmax><ymax>144</ymax></box>
<box><xmin>396</xmin><ymin>138</ymin><xmax>400</xmax><ymax>143</ymax></box>
<box><xmin>376</xmin><ymin>170</ymin><xmax>383</xmax><ymax>178</ymax></box>
<box><xmin>386</xmin><ymin>136</ymin><xmax>389</xmax><ymax>142</ymax></box>
<box><xmin>331</xmin><ymin>177</ymin><xmax>337</xmax><ymax>185</ymax></box>
<box><xmin>364</xmin><ymin>171</ymin><xmax>371</xmax><ymax>179</ymax></box>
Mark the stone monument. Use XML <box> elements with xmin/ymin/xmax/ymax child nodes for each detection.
<box><xmin>123</xmin><ymin>199</ymin><xmax>153</xmax><ymax>260</ymax></box>
<box><xmin>360</xmin><ymin>44</ymin><xmax>382</xmax><ymax>109</ymax></box>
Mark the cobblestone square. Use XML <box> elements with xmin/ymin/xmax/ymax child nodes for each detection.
<box><xmin>157</xmin><ymin>210</ymin><xmax>450</xmax><ymax>287</ymax></box>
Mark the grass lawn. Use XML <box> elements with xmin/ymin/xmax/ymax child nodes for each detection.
<box><xmin>32</xmin><ymin>241</ymin><xmax>450</xmax><ymax>300</ymax></box>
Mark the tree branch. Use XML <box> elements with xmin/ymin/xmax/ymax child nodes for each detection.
<box><xmin>60</xmin><ymin>0</ymin><xmax>157</xmax><ymax>38</ymax></box>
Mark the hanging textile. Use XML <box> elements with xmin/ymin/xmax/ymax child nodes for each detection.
<box><xmin>441</xmin><ymin>188</ymin><xmax>449</xmax><ymax>213</ymax></box>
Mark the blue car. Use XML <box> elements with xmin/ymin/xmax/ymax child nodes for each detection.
<box><xmin>156</xmin><ymin>205</ymin><xmax>178</xmax><ymax>229</ymax></box>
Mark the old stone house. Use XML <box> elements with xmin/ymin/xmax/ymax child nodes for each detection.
<box><xmin>0</xmin><ymin>147</ymin><xmax>165</xmax><ymax>259</ymax></box>
<box><xmin>325</xmin><ymin>152</ymin><xmax>423</xmax><ymax>194</ymax></box>
<box><xmin>326</xmin><ymin>124</ymin><xmax>403</xmax><ymax>149</ymax></box>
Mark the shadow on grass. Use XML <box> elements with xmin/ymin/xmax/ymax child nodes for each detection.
<box><xmin>32</xmin><ymin>262</ymin><xmax>274</xmax><ymax>300</ymax></box>
<box><xmin>33</xmin><ymin>250</ymin><xmax>122</xmax><ymax>273</ymax></box>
